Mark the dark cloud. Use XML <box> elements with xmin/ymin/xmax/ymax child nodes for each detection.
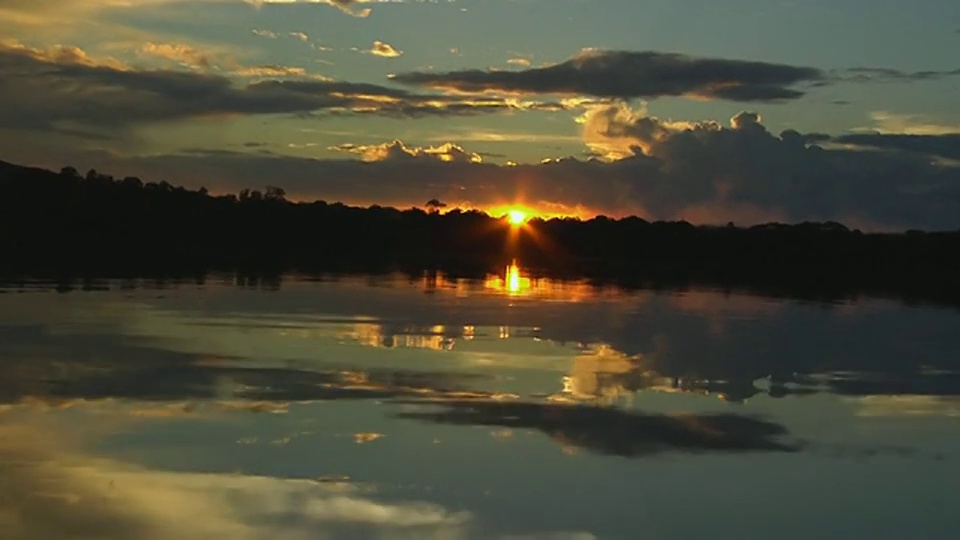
<box><xmin>843</xmin><ymin>67</ymin><xmax>960</xmax><ymax>83</ymax></box>
<box><xmin>393</xmin><ymin>50</ymin><xmax>824</xmax><ymax>102</ymax></box>
<box><xmin>0</xmin><ymin>42</ymin><xmax>556</xmax><ymax>132</ymax></box>
<box><xmin>396</xmin><ymin>400</ymin><xmax>800</xmax><ymax>456</ymax></box>
<box><xmin>834</xmin><ymin>133</ymin><xmax>960</xmax><ymax>161</ymax></box>
<box><xmin>395</xmin><ymin>50</ymin><xmax>959</xmax><ymax>102</ymax></box>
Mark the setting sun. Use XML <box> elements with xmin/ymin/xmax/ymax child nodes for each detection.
<box><xmin>507</xmin><ymin>210</ymin><xmax>527</xmax><ymax>226</ymax></box>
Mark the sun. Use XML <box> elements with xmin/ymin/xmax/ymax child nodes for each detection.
<box><xmin>507</xmin><ymin>209</ymin><xmax>527</xmax><ymax>226</ymax></box>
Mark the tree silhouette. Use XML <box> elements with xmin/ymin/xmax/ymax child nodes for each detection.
<box><xmin>265</xmin><ymin>186</ymin><xmax>287</xmax><ymax>202</ymax></box>
<box><xmin>425</xmin><ymin>198</ymin><xmax>447</xmax><ymax>214</ymax></box>
<box><xmin>0</xmin><ymin>159</ymin><xmax>959</xmax><ymax>308</ymax></box>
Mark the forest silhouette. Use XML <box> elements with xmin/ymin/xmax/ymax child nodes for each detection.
<box><xmin>2</xmin><ymin>159</ymin><xmax>959</xmax><ymax>305</ymax></box>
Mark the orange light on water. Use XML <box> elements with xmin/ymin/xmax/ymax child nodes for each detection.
<box><xmin>485</xmin><ymin>260</ymin><xmax>532</xmax><ymax>296</ymax></box>
<box><xmin>506</xmin><ymin>261</ymin><xmax>525</xmax><ymax>293</ymax></box>
<box><xmin>480</xmin><ymin>260</ymin><xmax>599</xmax><ymax>302</ymax></box>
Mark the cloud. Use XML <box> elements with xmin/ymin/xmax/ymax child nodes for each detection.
<box><xmin>331</xmin><ymin>140</ymin><xmax>483</xmax><ymax>163</ymax></box>
<box><xmin>139</xmin><ymin>42</ymin><xmax>214</xmax><ymax>69</ymax></box>
<box><xmin>233</xmin><ymin>65</ymin><xmax>311</xmax><ymax>78</ymax></box>
<box><xmin>137</xmin><ymin>42</ymin><xmax>319</xmax><ymax>79</ymax></box>
<box><xmin>308</xmin><ymin>0</ymin><xmax>374</xmax><ymax>17</ymax></box>
<box><xmin>834</xmin><ymin>133</ymin><xmax>960</xmax><ymax>162</ymax></box>
<box><xmin>394</xmin><ymin>49</ymin><xmax>824</xmax><ymax>102</ymax></box>
<box><xmin>4</xmin><ymin>39</ymin><xmax>959</xmax><ymax>230</ymax></box>
<box><xmin>367</xmin><ymin>40</ymin><xmax>404</xmax><ymax>58</ymax></box>
<box><xmin>0</xmin><ymin>42</ymin><xmax>560</xmax><ymax>131</ymax></box>
<box><xmin>831</xmin><ymin>111</ymin><xmax>960</xmax><ymax>161</ymax></box>
<box><xmin>843</xmin><ymin>66</ymin><xmax>960</xmax><ymax>83</ymax></box>
<box><xmin>506</xmin><ymin>57</ymin><xmax>531</xmax><ymax>67</ymax></box>
<box><xmin>71</xmin><ymin>100</ymin><xmax>959</xmax><ymax>230</ymax></box>
<box><xmin>251</xmin><ymin>29</ymin><xmax>278</xmax><ymax>39</ymax></box>
<box><xmin>577</xmin><ymin>101</ymin><xmax>702</xmax><ymax>159</ymax></box>
<box><xmin>0</xmin><ymin>0</ymin><xmax>401</xmax><ymax>24</ymax></box>
<box><xmin>865</xmin><ymin>111</ymin><xmax>960</xmax><ymax>136</ymax></box>
<box><xmin>425</xmin><ymin>131</ymin><xmax>582</xmax><ymax>144</ymax></box>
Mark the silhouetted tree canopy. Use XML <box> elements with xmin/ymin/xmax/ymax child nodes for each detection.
<box><xmin>1</xmin><ymin>159</ymin><xmax>959</xmax><ymax>306</ymax></box>
<box><xmin>425</xmin><ymin>198</ymin><xmax>447</xmax><ymax>214</ymax></box>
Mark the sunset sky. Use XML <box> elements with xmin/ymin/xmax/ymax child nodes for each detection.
<box><xmin>1</xmin><ymin>0</ymin><xmax>958</xmax><ymax>228</ymax></box>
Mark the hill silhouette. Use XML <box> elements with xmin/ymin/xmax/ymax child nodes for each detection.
<box><xmin>2</xmin><ymin>159</ymin><xmax>959</xmax><ymax>305</ymax></box>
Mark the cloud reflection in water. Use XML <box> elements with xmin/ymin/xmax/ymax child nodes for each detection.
<box><xmin>396</xmin><ymin>400</ymin><xmax>800</xmax><ymax>457</ymax></box>
<box><xmin>0</xmin><ymin>420</ymin><xmax>471</xmax><ymax>540</ymax></box>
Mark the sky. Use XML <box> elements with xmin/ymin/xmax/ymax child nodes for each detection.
<box><xmin>0</xmin><ymin>0</ymin><xmax>959</xmax><ymax>228</ymax></box>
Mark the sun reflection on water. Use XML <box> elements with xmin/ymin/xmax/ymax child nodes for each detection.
<box><xmin>419</xmin><ymin>261</ymin><xmax>598</xmax><ymax>302</ymax></box>
<box><xmin>505</xmin><ymin>260</ymin><xmax>531</xmax><ymax>295</ymax></box>
<box><xmin>484</xmin><ymin>260</ymin><xmax>533</xmax><ymax>296</ymax></box>
<box><xmin>482</xmin><ymin>260</ymin><xmax>599</xmax><ymax>302</ymax></box>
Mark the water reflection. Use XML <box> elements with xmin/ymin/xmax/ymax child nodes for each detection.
<box><xmin>1</xmin><ymin>275</ymin><xmax>959</xmax><ymax>538</ymax></box>
<box><xmin>349</xmin><ymin>323</ymin><xmax>457</xmax><ymax>351</ymax></box>
<box><xmin>0</xmin><ymin>418</ymin><xmax>471</xmax><ymax>540</ymax></box>
<box><xmin>485</xmin><ymin>260</ymin><xmax>532</xmax><ymax>296</ymax></box>
<box><xmin>396</xmin><ymin>400</ymin><xmax>800</xmax><ymax>456</ymax></box>
<box><xmin>481</xmin><ymin>260</ymin><xmax>595</xmax><ymax>301</ymax></box>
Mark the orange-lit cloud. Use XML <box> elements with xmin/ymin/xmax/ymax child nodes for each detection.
<box><xmin>139</xmin><ymin>42</ymin><xmax>214</xmax><ymax>69</ymax></box>
<box><xmin>577</xmin><ymin>101</ymin><xmax>705</xmax><ymax>159</ymax></box>
<box><xmin>367</xmin><ymin>40</ymin><xmax>404</xmax><ymax>58</ymax></box>
<box><xmin>233</xmin><ymin>65</ymin><xmax>310</xmax><ymax>78</ymax></box>
<box><xmin>330</xmin><ymin>140</ymin><xmax>483</xmax><ymax>163</ymax></box>
<box><xmin>0</xmin><ymin>41</ymin><xmax>572</xmax><ymax>131</ymax></box>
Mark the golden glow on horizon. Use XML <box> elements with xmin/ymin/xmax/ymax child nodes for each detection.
<box><xmin>485</xmin><ymin>204</ymin><xmax>549</xmax><ymax>223</ymax></box>
<box><xmin>507</xmin><ymin>209</ymin><xmax>528</xmax><ymax>226</ymax></box>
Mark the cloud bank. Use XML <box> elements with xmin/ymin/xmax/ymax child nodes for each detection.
<box><xmin>75</xmin><ymin>102</ymin><xmax>960</xmax><ymax>230</ymax></box>
<box><xmin>0</xmin><ymin>42</ymin><xmax>559</xmax><ymax>132</ymax></box>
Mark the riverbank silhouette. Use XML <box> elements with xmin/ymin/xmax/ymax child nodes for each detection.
<box><xmin>2</xmin><ymin>159</ymin><xmax>959</xmax><ymax>306</ymax></box>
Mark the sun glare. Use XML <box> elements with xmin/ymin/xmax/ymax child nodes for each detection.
<box><xmin>507</xmin><ymin>210</ymin><xmax>527</xmax><ymax>226</ymax></box>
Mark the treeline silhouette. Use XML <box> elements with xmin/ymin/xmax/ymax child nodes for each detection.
<box><xmin>2</xmin><ymin>159</ymin><xmax>960</xmax><ymax>305</ymax></box>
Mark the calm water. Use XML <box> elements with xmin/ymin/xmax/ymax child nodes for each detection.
<box><xmin>1</xmin><ymin>263</ymin><xmax>959</xmax><ymax>540</ymax></box>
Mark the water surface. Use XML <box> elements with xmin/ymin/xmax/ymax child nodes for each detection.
<box><xmin>1</xmin><ymin>264</ymin><xmax>958</xmax><ymax>539</ymax></box>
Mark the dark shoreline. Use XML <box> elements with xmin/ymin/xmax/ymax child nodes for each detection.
<box><xmin>2</xmin><ymin>158</ymin><xmax>959</xmax><ymax>307</ymax></box>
